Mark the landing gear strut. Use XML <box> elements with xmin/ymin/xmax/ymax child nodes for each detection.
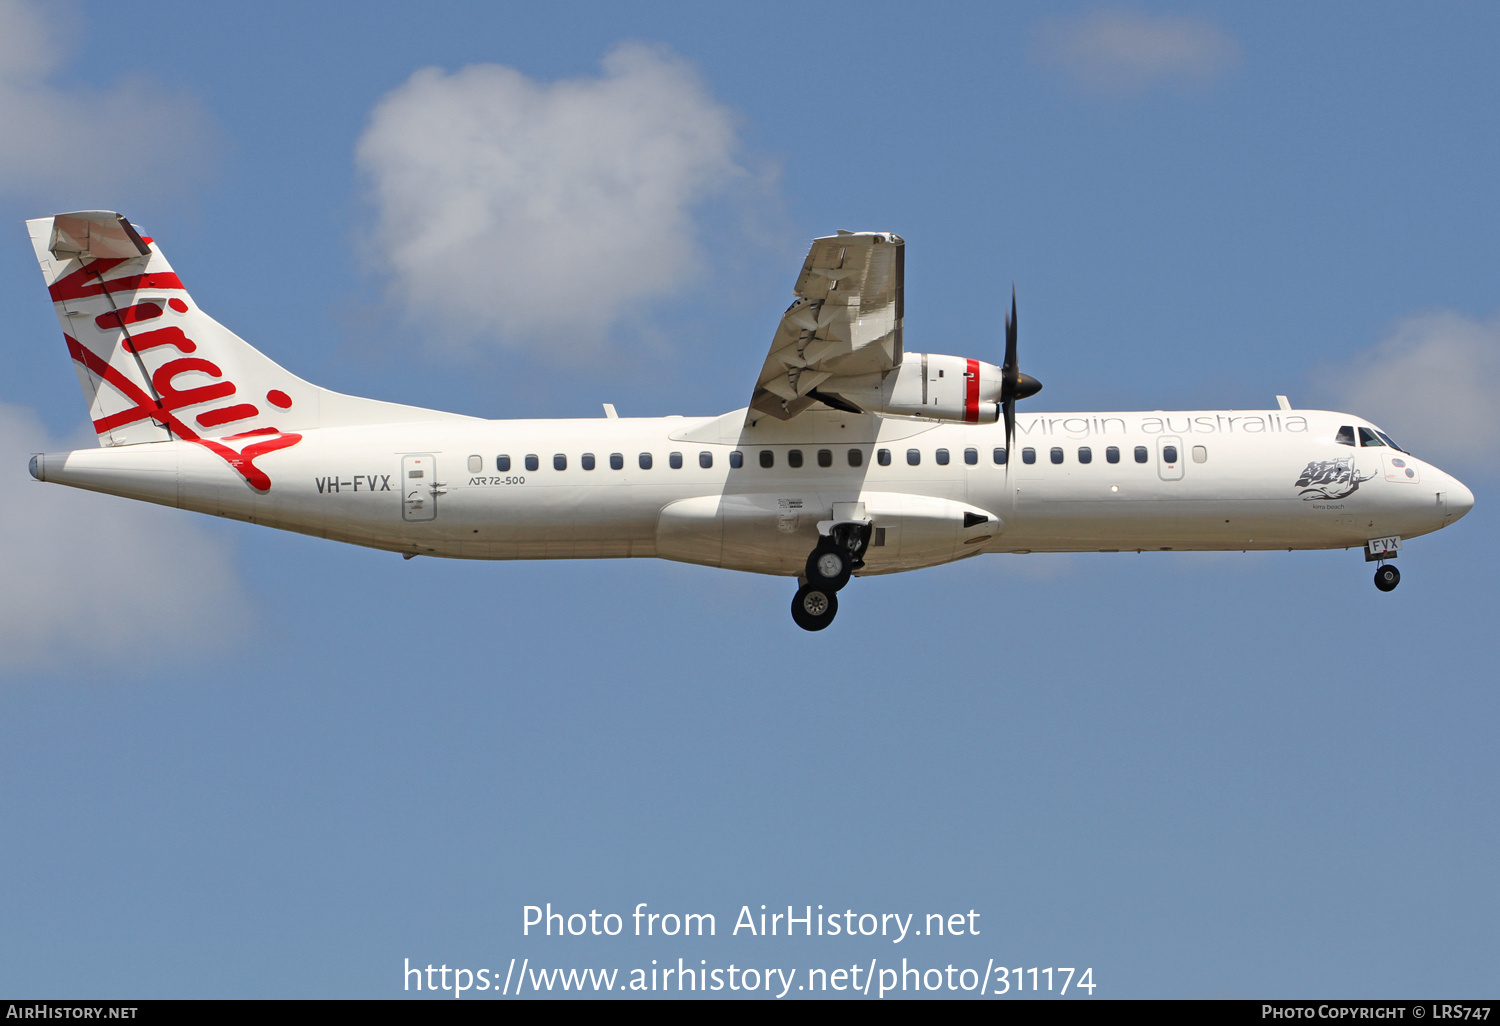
<box><xmin>1374</xmin><ymin>563</ymin><xmax>1400</xmax><ymax>592</ymax></box>
<box><xmin>791</xmin><ymin>520</ymin><xmax>871</xmax><ymax>630</ymax></box>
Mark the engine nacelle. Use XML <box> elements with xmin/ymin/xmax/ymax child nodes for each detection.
<box><xmin>815</xmin><ymin>353</ymin><xmax>1002</xmax><ymax>423</ymax></box>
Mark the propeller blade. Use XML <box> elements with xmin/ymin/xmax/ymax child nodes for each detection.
<box><xmin>1002</xmin><ymin>286</ymin><xmax>1019</xmax><ymax>456</ymax></box>
<box><xmin>1002</xmin><ymin>287</ymin><xmax>1018</xmax><ymax>378</ymax></box>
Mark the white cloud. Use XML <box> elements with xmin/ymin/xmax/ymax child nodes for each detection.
<box><xmin>0</xmin><ymin>401</ymin><xmax>250</xmax><ymax>673</ymax></box>
<box><xmin>356</xmin><ymin>43</ymin><xmax>749</xmax><ymax>359</ymax></box>
<box><xmin>1034</xmin><ymin>8</ymin><xmax>1240</xmax><ymax>93</ymax></box>
<box><xmin>1327</xmin><ymin>309</ymin><xmax>1500</xmax><ymax>474</ymax></box>
<box><xmin>0</xmin><ymin>0</ymin><xmax>216</xmax><ymax>202</ymax></box>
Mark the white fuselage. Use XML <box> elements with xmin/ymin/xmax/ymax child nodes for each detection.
<box><xmin>34</xmin><ymin>405</ymin><xmax>1474</xmax><ymax>577</ymax></box>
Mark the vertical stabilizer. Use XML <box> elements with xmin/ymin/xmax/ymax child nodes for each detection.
<box><xmin>27</xmin><ymin>210</ymin><xmax>475</xmax><ymax>491</ymax></box>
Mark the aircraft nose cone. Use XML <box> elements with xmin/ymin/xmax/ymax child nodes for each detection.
<box><xmin>1446</xmin><ymin>477</ymin><xmax>1475</xmax><ymax>522</ymax></box>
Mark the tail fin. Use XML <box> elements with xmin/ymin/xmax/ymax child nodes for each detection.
<box><xmin>27</xmin><ymin>211</ymin><xmax>470</xmax><ymax>449</ymax></box>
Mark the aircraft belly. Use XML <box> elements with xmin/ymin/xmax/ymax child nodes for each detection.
<box><xmin>1001</xmin><ymin>488</ymin><xmax>1430</xmax><ymax>552</ymax></box>
<box><xmin>856</xmin><ymin>491</ymin><xmax>997</xmax><ymax>573</ymax></box>
<box><xmin>172</xmin><ymin>439</ymin><xmax>663</xmax><ymax>560</ymax></box>
<box><xmin>458</xmin><ymin>482</ymin><xmax>658</xmax><ymax>559</ymax></box>
<box><xmin>656</xmin><ymin>486</ymin><xmax>999</xmax><ymax>576</ymax></box>
<box><xmin>657</xmin><ymin>492</ymin><xmax>822</xmax><ymax>575</ymax></box>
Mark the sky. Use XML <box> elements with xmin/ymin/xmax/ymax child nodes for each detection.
<box><xmin>1</xmin><ymin>0</ymin><xmax>1497</xmax><ymax>1000</ymax></box>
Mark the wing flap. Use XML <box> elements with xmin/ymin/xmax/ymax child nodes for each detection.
<box><xmin>750</xmin><ymin>231</ymin><xmax>904</xmax><ymax>420</ymax></box>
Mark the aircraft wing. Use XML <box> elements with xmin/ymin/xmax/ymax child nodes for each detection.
<box><xmin>749</xmin><ymin>231</ymin><xmax>904</xmax><ymax>420</ymax></box>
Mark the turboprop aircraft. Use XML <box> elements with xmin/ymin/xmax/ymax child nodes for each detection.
<box><xmin>25</xmin><ymin>212</ymin><xmax>1475</xmax><ymax>630</ymax></box>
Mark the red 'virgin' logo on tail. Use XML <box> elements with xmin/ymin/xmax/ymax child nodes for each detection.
<box><xmin>65</xmin><ymin>331</ymin><xmax>300</xmax><ymax>492</ymax></box>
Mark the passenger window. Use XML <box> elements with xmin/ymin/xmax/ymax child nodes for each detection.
<box><xmin>877</xmin><ymin>449</ymin><xmax>891</xmax><ymax>466</ymax></box>
<box><xmin>760</xmin><ymin>450</ymin><xmax>774</xmax><ymax>468</ymax></box>
<box><xmin>1163</xmin><ymin>445</ymin><xmax>1178</xmax><ymax>464</ymax></box>
<box><xmin>582</xmin><ymin>453</ymin><xmax>596</xmax><ymax>471</ymax></box>
<box><xmin>817</xmin><ymin>449</ymin><xmax>832</xmax><ymax>468</ymax></box>
<box><xmin>639</xmin><ymin>452</ymin><xmax>653</xmax><ymax>470</ymax></box>
<box><xmin>525</xmin><ymin>454</ymin><xmax>539</xmax><ymax>472</ymax></box>
<box><xmin>907</xmin><ymin>448</ymin><xmax>921</xmax><ymax>466</ymax></box>
<box><xmin>699</xmin><ymin>451</ymin><xmax>713</xmax><ymax>469</ymax></box>
<box><xmin>553</xmin><ymin>454</ymin><xmax>567</xmax><ymax>471</ymax></box>
<box><xmin>993</xmin><ymin>447</ymin><xmax>1008</xmax><ymax>465</ymax></box>
<box><xmin>1078</xmin><ymin>446</ymin><xmax>1092</xmax><ymax>464</ymax></box>
<box><xmin>964</xmin><ymin>447</ymin><xmax>978</xmax><ymax>466</ymax></box>
<box><xmin>1335</xmin><ymin>425</ymin><xmax>1356</xmax><ymax>446</ymax></box>
<box><xmin>609</xmin><ymin>453</ymin><xmax>624</xmax><ymax>470</ymax></box>
<box><xmin>1191</xmin><ymin>445</ymin><xmax>1207</xmax><ymax>464</ymax></box>
<box><xmin>788</xmin><ymin>449</ymin><xmax>803</xmax><ymax>468</ymax></box>
<box><xmin>497</xmin><ymin>455</ymin><xmax>511</xmax><ymax>472</ymax></box>
<box><xmin>1022</xmin><ymin>447</ymin><xmax>1036</xmax><ymax>464</ymax></box>
<box><xmin>848</xmin><ymin>448</ymin><xmax>863</xmax><ymax>467</ymax></box>
<box><xmin>729</xmin><ymin>450</ymin><xmax>743</xmax><ymax>469</ymax></box>
<box><xmin>1358</xmin><ymin>427</ymin><xmax>1385</xmax><ymax>447</ymax></box>
<box><xmin>935</xmin><ymin>448</ymin><xmax>950</xmax><ymax>465</ymax></box>
<box><xmin>669</xmin><ymin>451</ymin><xmax>683</xmax><ymax>469</ymax></box>
<box><xmin>468</xmin><ymin>455</ymin><xmax>482</xmax><ymax>473</ymax></box>
<box><xmin>1106</xmin><ymin>446</ymin><xmax>1120</xmax><ymax>464</ymax></box>
<box><xmin>1050</xmin><ymin>447</ymin><xmax>1064</xmax><ymax>464</ymax></box>
<box><xmin>1134</xmin><ymin>445</ymin><xmax>1148</xmax><ymax>463</ymax></box>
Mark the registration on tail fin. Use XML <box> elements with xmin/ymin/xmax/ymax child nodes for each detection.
<box><xmin>27</xmin><ymin>211</ymin><xmax>471</xmax><ymax>490</ymax></box>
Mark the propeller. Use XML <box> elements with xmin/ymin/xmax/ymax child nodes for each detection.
<box><xmin>1000</xmin><ymin>286</ymin><xmax>1042</xmax><ymax>455</ymax></box>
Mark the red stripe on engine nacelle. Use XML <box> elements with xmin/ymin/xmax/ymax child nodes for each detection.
<box><xmin>965</xmin><ymin>358</ymin><xmax>980</xmax><ymax>423</ymax></box>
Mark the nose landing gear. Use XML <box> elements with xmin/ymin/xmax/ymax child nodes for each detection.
<box><xmin>791</xmin><ymin>520</ymin><xmax>871</xmax><ymax>631</ymax></box>
<box><xmin>1374</xmin><ymin>563</ymin><xmax>1400</xmax><ymax>592</ymax></box>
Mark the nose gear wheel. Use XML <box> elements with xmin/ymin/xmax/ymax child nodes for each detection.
<box><xmin>1374</xmin><ymin>564</ymin><xmax>1400</xmax><ymax>592</ymax></box>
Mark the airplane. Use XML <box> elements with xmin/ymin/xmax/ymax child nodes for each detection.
<box><xmin>24</xmin><ymin>211</ymin><xmax>1475</xmax><ymax>631</ymax></box>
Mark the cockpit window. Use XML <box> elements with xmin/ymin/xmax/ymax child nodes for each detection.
<box><xmin>1335</xmin><ymin>425</ymin><xmax>1355</xmax><ymax>446</ymax></box>
<box><xmin>1375</xmin><ymin>430</ymin><xmax>1406</xmax><ymax>452</ymax></box>
<box><xmin>1358</xmin><ymin>427</ymin><xmax>1385</xmax><ymax>447</ymax></box>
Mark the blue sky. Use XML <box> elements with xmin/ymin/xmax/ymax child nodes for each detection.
<box><xmin>1</xmin><ymin>0</ymin><xmax>1496</xmax><ymax>999</ymax></box>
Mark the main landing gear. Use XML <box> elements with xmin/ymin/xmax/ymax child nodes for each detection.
<box><xmin>1373</xmin><ymin>563</ymin><xmax>1400</xmax><ymax>592</ymax></box>
<box><xmin>791</xmin><ymin>584</ymin><xmax>839</xmax><ymax>631</ymax></box>
<box><xmin>791</xmin><ymin>521</ymin><xmax>872</xmax><ymax>631</ymax></box>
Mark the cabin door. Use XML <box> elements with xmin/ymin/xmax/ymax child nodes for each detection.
<box><xmin>402</xmin><ymin>454</ymin><xmax>439</xmax><ymax>521</ymax></box>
